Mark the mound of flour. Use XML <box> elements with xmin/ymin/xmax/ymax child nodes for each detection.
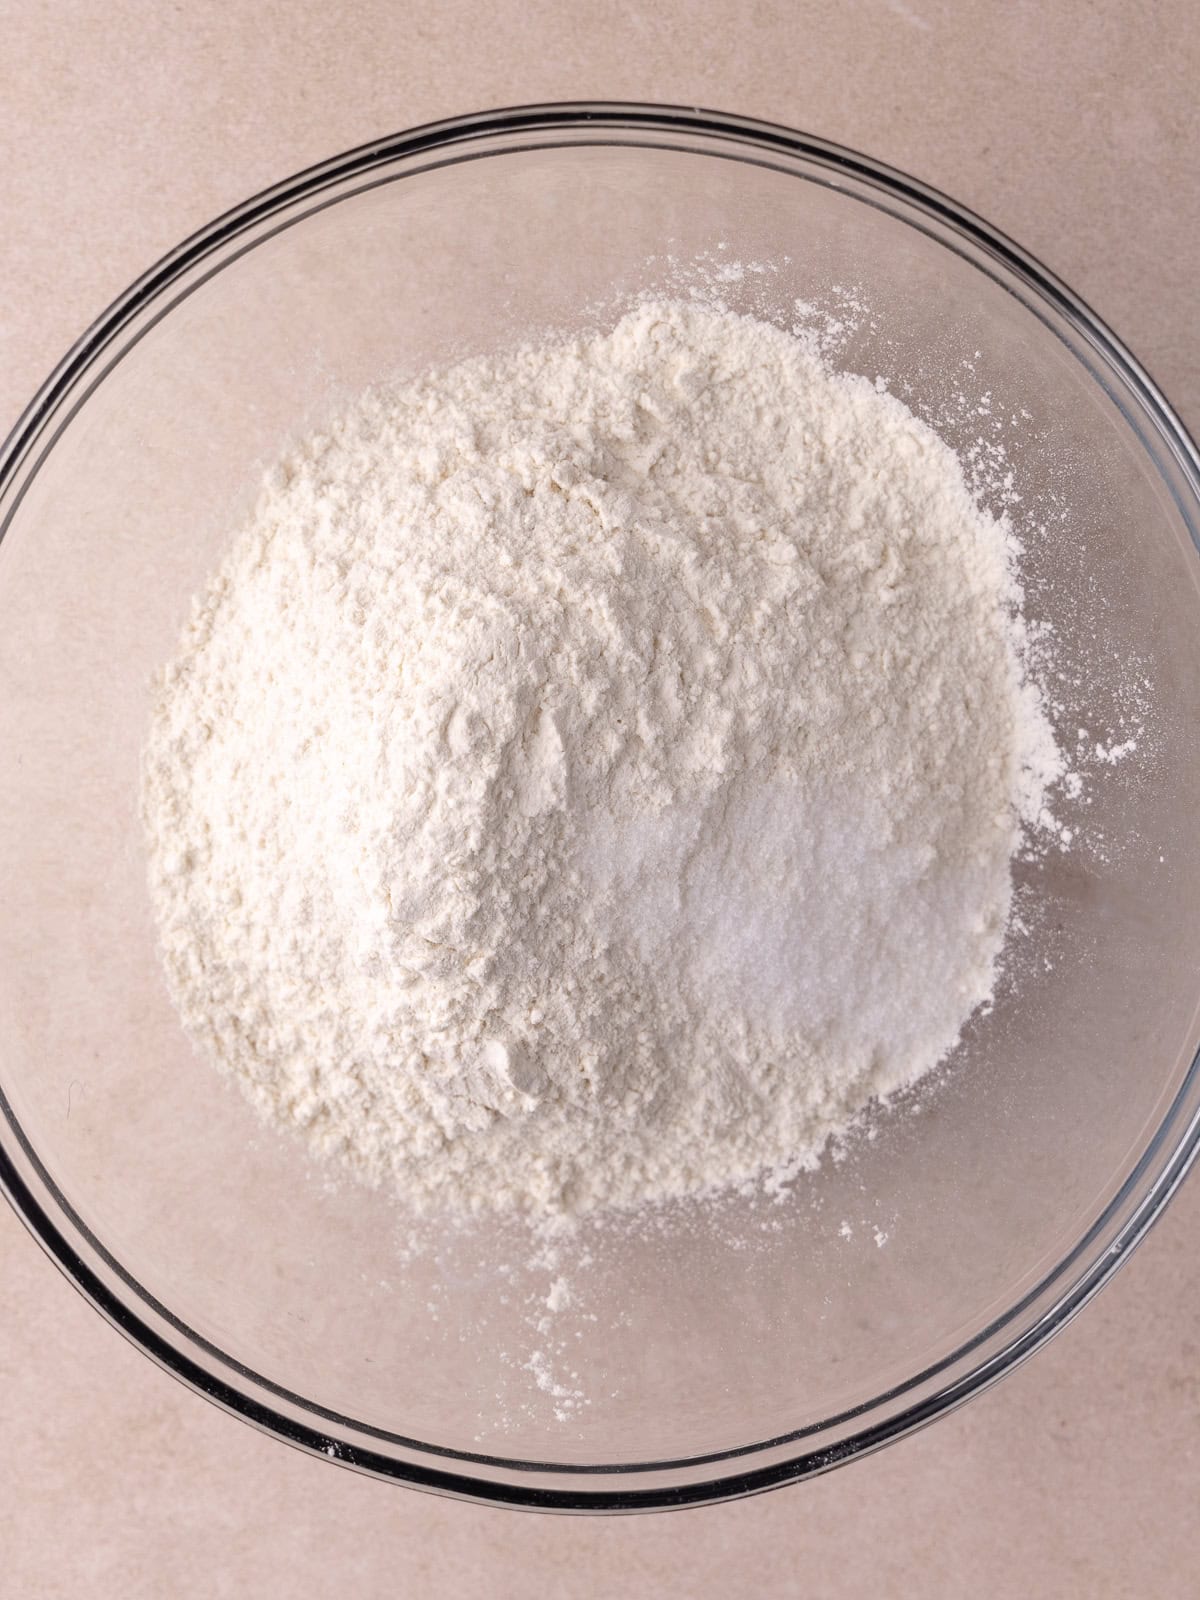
<box><xmin>142</xmin><ymin>300</ymin><xmax>1062</xmax><ymax>1218</ymax></box>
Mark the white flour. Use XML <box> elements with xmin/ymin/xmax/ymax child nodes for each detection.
<box><xmin>142</xmin><ymin>300</ymin><xmax>1063</xmax><ymax>1219</ymax></box>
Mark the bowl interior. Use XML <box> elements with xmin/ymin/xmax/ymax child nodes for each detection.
<box><xmin>2</xmin><ymin>123</ymin><xmax>1199</xmax><ymax>1493</ymax></box>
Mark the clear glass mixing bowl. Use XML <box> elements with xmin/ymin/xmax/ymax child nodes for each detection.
<box><xmin>2</xmin><ymin>105</ymin><xmax>1199</xmax><ymax>1512</ymax></box>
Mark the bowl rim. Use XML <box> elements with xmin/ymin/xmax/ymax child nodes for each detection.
<box><xmin>2</xmin><ymin>100</ymin><xmax>1199</xmax><ymax>1513</ymax></box>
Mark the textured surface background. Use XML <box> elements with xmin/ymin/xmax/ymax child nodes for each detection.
<box><xmin>2</xmin><ymin>2</ymin><xmax>1197</xmax><ymax>1593</ymax></box>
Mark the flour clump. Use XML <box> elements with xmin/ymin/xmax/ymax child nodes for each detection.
<box><xmin>142</xmin><ymin>300</ymin><xmax>1062</xmax><ymax>1217</ymax></box>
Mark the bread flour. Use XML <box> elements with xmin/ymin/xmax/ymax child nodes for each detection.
<box><xmin>142</xmin><ymin>299</ymin><xmax>1063</xmax><ymax>1218</ymax></box>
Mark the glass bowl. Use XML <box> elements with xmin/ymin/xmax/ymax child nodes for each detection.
<box><xmin>2</xmin><ymin>104</ymin><xmax>1199</xmax><ymax>1513</ymax></box>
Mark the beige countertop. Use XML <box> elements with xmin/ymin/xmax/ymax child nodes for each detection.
<box><xmin>2</xmin><ymin>2</ymin><xmax>1198</xmax><ymax>1593</ymax></box>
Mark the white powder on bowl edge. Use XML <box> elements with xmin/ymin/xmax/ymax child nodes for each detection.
<box><xmin>141</xmin><ymin>297</ymin><xmax>1065</xmax><ymax>1221</ymax></box>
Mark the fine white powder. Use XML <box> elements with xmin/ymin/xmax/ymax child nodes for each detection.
<box><xmin>142</xmin><ymin>300</ymin><xmax>1063</xmax><ymax>1219</ymax></box>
